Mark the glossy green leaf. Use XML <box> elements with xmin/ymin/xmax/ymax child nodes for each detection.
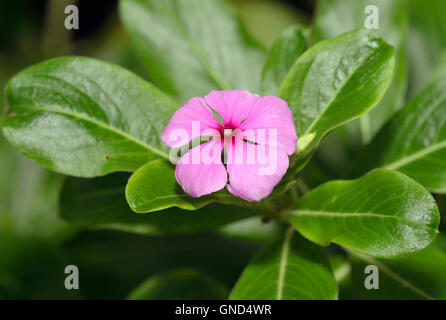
<box><xmin>61</xmin><ymin>173</ymin><xmax>258</xmax><ymax>235</ymax></box>
<box><xmin>261</xmin><ymin>25</ymin><xmax>308</xmax><ymax>95</ymax></box>
<box><xmin>278</xmin><ymin>29</ymin><xmax>395</xmax><ymax>169</ymax></box>
<box><xmin>126</xmin><ymin>160</ymin><xmax>210</xmax><ymax>213</ymax></box>
<box><xmin>119</xmin><ymin>0</ymin><xmax>266</xmax><ymax>103</ymax></box>
<box><xmin>349</xmin><ymin>235</ymin><xmax>446</xmax><ymax>299</ymax></box>
<box><xmin>1</xmin><ymin>57</ymin><xmax>177</xmax><ymax>177</ymax></box>
<box><xmin>125</xmin><ymin>159</ymin><xmax>271</xmax><ymax>214</ymax></box>
<box><xmin>288</xmin><ymin>169</ymin><xmax>440</xmax><ymax>258</ymax></box>
<box><xmin>350</xmin><ymin>77</ymin><xmax>446</xmax><ymax>193</ymax></box>
<box><xmin>127</xmin><ymin>269</ymin><xmax>227</xmax><ymax>300</ymax></box>
<box><xmin>313</xmin><ymin>0</ymin><xmax>408</xmax><ymax>143</ymax></box>
<box><xmin>229</xmin><ymin>228</ymin><xmax>338</xmax><ymax>300</ymax></box>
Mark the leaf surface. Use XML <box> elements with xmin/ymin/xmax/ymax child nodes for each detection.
<box><xmin>350</xmin><ymin>77</ymin><xmax>446</xmax><ymax>193</ymax></box>
<box><xmin>278</xmin><ymin>29</ymin><xmax>394</xmax><ymax>169</ymax></box>
<box><xmin>2</xmin><ymin>57</ymin><xmax>177</xmax><ymax>177</ymax></box>
<box><xmin>230</xmin><ymin>228</ymin><xmax>338</xmax><ymax>300</ymax></box>
<box><xmin>350</xmin><ymin>235</ymin><xmax>446</xmax><ymax>299</ymax></box>
<box><xmin>261</xmin><ymin>25</ymin><xmax>307</xmax><ymax>95</ymax></box>
<box><xmin>126</xmin><ymin>160</ymin><xmax>210</xmax><ymax>212</ymax></box>
<box><xmin>119</xmin><ymin>0</ymin><xmax>266</xmax><ymax>103</ymax></box>
<box><xmin>313</xmin><ymin>0</ymin><xmax>408</xmax><ymax>142</ymax></box>
<box><xmin>289</xmin><ymin>169</ymin><xmax>440</xmax><ymax>258</ymax></box>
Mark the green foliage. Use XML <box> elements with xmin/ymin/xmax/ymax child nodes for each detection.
<box><xmin>349</xmin><ymin>235</ymin><xmax>446</xmax><ymax>299</ymax></box>
<box><xmin>126</xmin><ymin>160</ymin><xmax>210</xmax><ymax>212</ymax></box>
<box><xmin>2</xmin><ymin>57</ymin><xmax>177</xmax><ymax>177</ymax></box>
<box><xmin>261</xmin><ymin>25</ymin><xmax>308</xmax><ymax>95</ymax></box>
<box><xmin>61</xmin><ymin>172</ymin><xmax>258</xmax><ymax>235</ymax></box>
<box><xmin>119</xmin><ymin>0</ymin><xmax>266</xmax><ymax>103</ymax></box>
<box><xmin>407</xmin><ymin>0</ymin><xmax>446</xmax><ymax>96</ymax></box>
<box><xmin>279</xmin><ymin>29</ymin><xmax>395</xmax><ymax>170</ymax></box>
<box><xmin>1</xmin><ymin>0</ymin><xmax>445</xmax><ymax>301</ymax></box>
<box><xmin>228</xmin><ymin>0</ymin><xmax>308</xmax><ymax>49</ymax></box>
<box><xmin>289</xmin><ymin>170</ymin><xmax>440</xmax><ymax>258</ymax></box>
<box><xmin>230</xmin><ymin>228</ymin><xmax>338</xmax><ymax>300</ymax></box>
<box><xmin>218</xmin><ymin>216</ymin><xmax>284</xmax><ymax>243</ymax></box>
<box><xmin>313</xmin><ymin>0</ymin><xmax>408</xmax><ymax>142</ymax></box>
<box><xmin>0</xmin><ymin>133</ymin><xmax>71</xmax><ymax>241</ymax></box>
<box><xmin>351</xmin><ymin>77</ymin><xmax>446</xmax><ymax>193</ymax></box>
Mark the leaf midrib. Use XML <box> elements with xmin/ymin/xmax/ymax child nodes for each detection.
<box><xmin>277</xmin><ymin>227</ymin><xmax>293</xmax><ymax>300</ymax></box>
<box><xmin>15</xmin><ymin>104</ymin><xmax>169</xmax><ymax>160</ymax></box>
<box><xmin>383</xmin><ymin>140</ymin><xmax>446</xmax><ymax>170</ymax></box>
<box><xmin>130</xmin><ymin>193</ymin><xmax>194</xmax><ymax>208</ymax></box>
<box><xmin>301</xmin><ymin>37</ymin><xmax>385</xmax><ymax>137</ymax></box>
<box><xmin>133</xmin><ymin>0</ymin><xmax>232</xmax><ymax>91</ymax></box>
<box><xmin>351</xmin><ymin>252</ymin><xmax>435</xmax><ymax>300</ymax></box>
<box><xmin>289</xmin><ymin>210</ymin><xmax>433</xmax><ymax>229</ymax></box>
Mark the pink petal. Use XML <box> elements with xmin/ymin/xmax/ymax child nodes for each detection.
<box><xmin>225</xmin><ymin>137</ymin><xmax>290</xmax><ymax>202</ymax></box>
<box><xmin>175</xmin><ymin>138</ymin><xmax>227</xmax><ymax>198</ymax></box>
<box><xmin>240</xmin><ymin>96</ymin><xmax>297</xmax><ymax>155</ymax></box>
<box><xmin>204</xmin><ymin>90</ymin><xmax>261</xmax><ymax>127</ymax></box>
<box><xmin>162</xmin><ymin>97</ymin><xmax>221</xmax><ymax>148</ymax></box>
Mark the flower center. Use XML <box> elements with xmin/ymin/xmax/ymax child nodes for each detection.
<box><xmin>220</xmin><ymin>125</ymin><xmax>237</xmax><ymax>137</ymax></box>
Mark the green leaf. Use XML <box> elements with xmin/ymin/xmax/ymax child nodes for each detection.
<box><xmin>329</xmin><ymin>254</ymin><xmax>353</xmax><ymax>299</ymax></box>
<box><xmin>429</xmin><ymin>50</ymin><xmax>446</xmax><ymax>84</ymax></box>
<box><xmin>126</xmin><ymin>159</ymin><xmax>210</xmax><ymax>212</ymax></box>
<box><xmin>119</xmin><ymin>0</ymin><xmax>266</xmax><ymax>103</ymax></box>
<box><xmin>288</xmin><ymin>169</ymin><xmax>440</xmax><ymax>258</ymax></box>
<box><xmin>229</xmin><ymin>228</ymin><xmax>338</xmax><ymax>300</ymax></box>
<box><xmin>278</xmin><ymin>29</ymin><xmax>395</xmax><ymax>169</ymax></box>
<box><xmin>125</xmin><ymin>158</ymin><xmax>273</xmax><ymax>214</ymax></box>
<box><xmin>407</xmin><ymin>0</ymin><xmax>446</xmax><ymax>96</ymax></box>
<box><xmin>349</xmin><ymin>235</ymin><xmax>446</xmax><ymax>299</ymax></box>
<box><xmin>228</xmin><ymin>0</ymin><xmax>309</xmax><ymax>48</ymax></box>
<box><xmin>261</xmin><ymin>25</ymin><xmax>308</xmax><ymax>95</ymax></box>
<box><xmin>61</xmin><ymin>173</ymin><xmax>258</xmax><ymax>235</ymax></box>
<box><xmin>0</xmin><ymin>134</ymin><xmax>72</xmax><ymax>241</ymax></box>
<box><xmin>127</xmin><ymin>269</ymin><xmax>227</xmax><ymax>300</ymax></box>
<box><xmin>1</xmin><ymin>57</ymin><xmax>177</xmax><ymax>177</ymax></box>
<box><xmin>4</xmin><ymin>162</ymin><xmax>70</xmax><ymax>240</ymax></box>
<box><xmin>313</xmin><ymin>0</ymin><xmax>408</xmax><ymax>143</ymax></box>
<box><xmin>350</xmin><ymin>77</ymin><xmax>446</xmax><ymax>193</ymax></box>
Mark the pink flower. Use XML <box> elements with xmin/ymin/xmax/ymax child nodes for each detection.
<box><xmin>162</xmin><ymin>90</ymin><xmax>297</xmax><ymax>202</ymax></box>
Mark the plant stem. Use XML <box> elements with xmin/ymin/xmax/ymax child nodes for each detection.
<box><xmin>296</xmin><ymin>177</ymin><xmax>310</xmax><ymax>195</ymax></box>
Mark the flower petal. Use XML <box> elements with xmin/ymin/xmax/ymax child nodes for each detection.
<box><xmin>226</xmin><ymin>137</ymin><xmax>289</xmax><ymax>202</ymax></box>
<box><xmin>240</xmin><ymin>96</ymin><xmax>297</xmax><ymax>155</ymax></box>
<box><xmin>162</xmin><ymin>97</ymin><xmax>221</xmax><ymax>148</ymax></box>
<box><xmin>204</xmin><ymin>90</ymin><xmax>260</xmax><ymax>127</ymax></box>
<box><xmin>175</xmin><ymin>138</ymin><xmax>226</xmax><ymax>198</ymax></box>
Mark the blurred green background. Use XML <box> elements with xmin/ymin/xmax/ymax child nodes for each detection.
<box><xmin>0</xmin><ymin>0</ymin><xmax>445</xmax><ymax>299</ymax></box>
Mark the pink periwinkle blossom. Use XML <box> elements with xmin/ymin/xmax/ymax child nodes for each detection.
<box><xmin>162</xmin><ymin>90</ymin><xmax>297</xmax><ymax>202</ymax></box>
